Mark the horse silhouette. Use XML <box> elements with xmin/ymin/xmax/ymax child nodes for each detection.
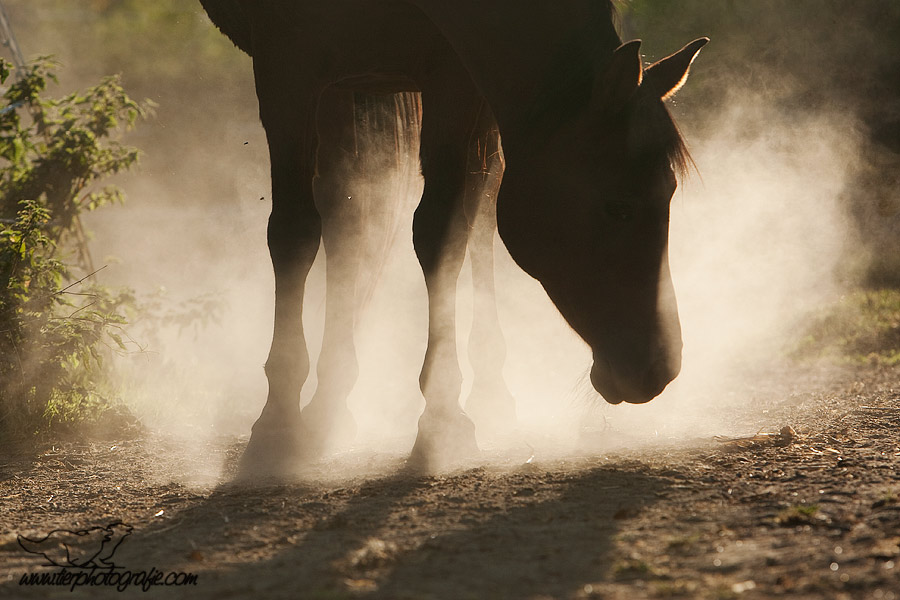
<box><xmin>198</xmin><ymin>0</ymin><xmax>706</xmax><ymax>475</ymax></box>
<box><xmin>18</xmin><ymin>522</ymin><xmax>133</xmax><ymax>568</ymax></box>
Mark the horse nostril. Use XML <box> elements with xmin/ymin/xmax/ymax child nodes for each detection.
<box><xmin>644</xmin><ymin>351</ymin><xmax>681</xmax><ymax>394</ymax></box>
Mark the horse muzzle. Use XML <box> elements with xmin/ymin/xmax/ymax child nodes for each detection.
<box><xmin>590</xmin><ymin>347</ymin><xmax>681</xmax><ymax>405</ymax></box>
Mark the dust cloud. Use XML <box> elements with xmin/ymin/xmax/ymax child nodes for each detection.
<box><xmin>9</xmin><ymin>3</ymin><xmax>868</xmax><ymax>482</ymax></box>
<box><xmin>460</xmin><ymin>89</ymin><xmax>860</xmax><ymax>458</ymax></box>
<box><xmin>102</xmin><ymin>79</ymin><xmax>862</xmax><ymax>481</ymax></box>
<box><xmin>575</xmin><ymin>89</ymin><xmax>859</xmax><ymax>445</ymax></box>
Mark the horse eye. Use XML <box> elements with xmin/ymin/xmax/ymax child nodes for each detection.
<box><xmin>604</xmin><ymin>200</ymin><xmax>633</xmax><ymax>222</ymax></box>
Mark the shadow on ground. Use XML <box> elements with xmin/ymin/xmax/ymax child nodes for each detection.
<box><xmin>18</xmin><ymin>459</ymin><xmax>670</xmax><ymax>599</ymax></box>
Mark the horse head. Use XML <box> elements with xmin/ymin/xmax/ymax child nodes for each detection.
<box><xmin>497</xmin><ymin>38</ymin><xmax>707</xmax><ymax>404</ymax></box>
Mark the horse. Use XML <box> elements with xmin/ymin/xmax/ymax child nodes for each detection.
<box><xmin>198</xmin><ymin>0</ymin><xmax>706</xmax><ymax>475</ymax></box>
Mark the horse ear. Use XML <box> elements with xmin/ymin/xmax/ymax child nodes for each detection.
<box><xmin>643</xmin><ymin>38</ymin><xmax>708</xmax><ymax>101</ymax></box>
<box><xmin>592</xmin><ymin>40</ymin><xmax>643</xmax><ymax>115</ymax></box>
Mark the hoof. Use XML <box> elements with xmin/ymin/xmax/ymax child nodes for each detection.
<box><xmin>300</xmin><ymin>399</ymin><xmax>358</xmax><ymax>452</ymax></box>
<box><xmin>235</xmin><ymin>414</ymin><xmax>311</xmax><ymax>483</ymax></box>
<box><xmin>408</xmin><ymin>409</ymin><xmax>479</xmax><ymax>473</ymax></box>
<box><xmin>465</xmin><ymin>378</ymin><xmax>517</xmax><ymax>435</ymax></box>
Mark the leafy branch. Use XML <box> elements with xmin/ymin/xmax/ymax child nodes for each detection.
<box><xmin>0</xmin><ymin>57</ymin><xmax>150</xmax><ymax>436</ymax></box>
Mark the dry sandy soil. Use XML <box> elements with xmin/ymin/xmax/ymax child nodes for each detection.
<box><xmin>0</xmin><ymin>363</ymin><xmax>897</xmax><ymax>599</ymax></box>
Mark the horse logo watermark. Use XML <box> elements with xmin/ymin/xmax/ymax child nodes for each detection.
<box><xmin>16</xmin><ymin>522</ymin><xmax>199</xmax><ymax>592</ymax></box>
<box><xmin>17</xmin><ymin>522</ymin><xmax>133</xmax><ymax>569</ymax></box>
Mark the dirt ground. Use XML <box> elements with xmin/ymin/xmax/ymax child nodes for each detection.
<box><xmin>0</xmin><ymin>362</ymin><xmax>897</xmax><ymax>599</ymax></box>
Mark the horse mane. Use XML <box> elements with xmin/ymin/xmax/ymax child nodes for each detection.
<box><xmin>656</xmin><ymin>104</ymin><xmax>694</xmax><ymax>179</ymax></box>
<box><xmin>518</xmin><ymin>2</ymin><xmax>693</xmax><ymax>179</ymax></box>
<box><xmin>609</xmin><ymin>1</ymin><xmax>694</xmax><ymax>178</ymax></box>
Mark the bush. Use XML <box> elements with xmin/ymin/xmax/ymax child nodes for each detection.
<box><xmin>0</xmin><ymin>57</ymin><xmax>149</xmax><ymax>438</ymax></box>
<box><xmin>791</xmin><ymin>289</ymin><xmax>900</xmax><ymax>366</ymax></box>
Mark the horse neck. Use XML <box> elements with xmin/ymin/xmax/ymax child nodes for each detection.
<box><xmin>413</xmin><ymin>0</ymin><xmax>621</xmax><ymax>138</ymax></box>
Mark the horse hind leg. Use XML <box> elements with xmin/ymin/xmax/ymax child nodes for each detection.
<box><xmin>299</xmin><ymin>88</ymin><xmax>362</xmax><ymax>451</ymax></box>
<box><xmin>409</xmin><ymin>83</ymin><xmax>483</xmax><ymax>471</ymax></box>
<box><xmin>462</xmin><ymin>108</ymin><xmax>516</xmax><ymax>434</ymax></box>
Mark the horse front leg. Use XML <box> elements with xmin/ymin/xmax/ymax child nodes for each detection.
<box><xmin>409</xmin><ymin>88</ymin><xmax>482</xmax><ymax>471</ymax></box>
<box><xmin>239</xmin><ymin>68</ymin><xmax>322</xmax><ymax>479</ymax></box>
<box><xmin>240</xmin><ymin>148</ymin><xmax>321</xmax><ymax>477</ymax></box>
<box><xmin>463</xmin><ymin>112</ymin><xmax>516</xmax><ymax>434</ymax></box>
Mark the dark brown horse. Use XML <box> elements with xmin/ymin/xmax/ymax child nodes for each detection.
<box><xmin>199</xmin><ymin>0</ymin><xmax>706</xmax><ymax>475</ymax></box>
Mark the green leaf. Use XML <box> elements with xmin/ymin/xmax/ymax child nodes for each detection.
<box><xmin>10</xmin><ymin>137</ymin><xmax>25</xmax><ymax>164</ymax></box>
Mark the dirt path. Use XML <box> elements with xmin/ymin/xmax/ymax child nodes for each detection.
<box><xmin>0</xmin><ymin>364</ymin><xmax>897</xmax><ymax>599</ymax></box>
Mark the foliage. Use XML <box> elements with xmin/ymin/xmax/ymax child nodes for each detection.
<box><xmin>775</xmin><ymin>504</ymin><xmax>821</xmax><ymax>527</ymax></box>
<box><xmin>132</xmin><ymin>287</ymin><xmax>224</xmax><ymax>345</ymax></box>
<box><xmin>0</xmin><ymin>57</ymin><xmax>149</xmax><ymax>437</ymax></box>
<box><xmin>3</xmin><ymin>0</ymin><xmax>258</xmax><ymax>227</ymax></box>
<box><xmin>791</xmin><ymin>290</ymin><xmax>900</xmax><ymax>366</ymax></box>
<box><xmin>5</xmin><ymin>0</ymin><xmax>248</xmax><ymax>84</ymax></box>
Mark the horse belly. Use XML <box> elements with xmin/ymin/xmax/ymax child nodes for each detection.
<box><xmin>289</xmin><ymin>0</ymin><xmax>452</xmax><ymax>92</ymax></box>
